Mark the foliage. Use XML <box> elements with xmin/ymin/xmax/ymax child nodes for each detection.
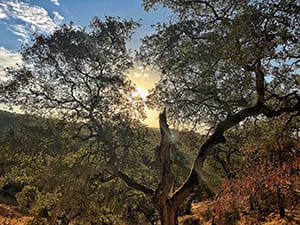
<box><xmin>0</xmin><ymin>113</ymin><xmax>160</xmax><ymax>224</ymax></box>
<box><xmin>140</xmin><ymin>0</ymin><xmax>299</xmax><ymax>128</ymax></box>
<box><xmin>0</xmin><ymin>17</ymin><xmax>157</xmax><ymax>224</ymax></box>
<box><xmin>138</xmin><ymin>1</ymin><xmax>299</xmax><ymax>224</ymax></box>
<box><xmin>0</xmin><ymin>2</ymin><xmax>299</xmax><ymax>225</ymax></box>
<box><xmin>2</xmin><ymin>16</ymin><xmax>144</xmax><ymax>126</ymax></box>
<box><xmin>16</xmin><ymin>185</ymin><xmax>38</xmax><ymax>209</ymax></box>
<box><xmin>214</xmin><ymin>116</ymin><xmax>300</xmax><ymax>224</ymax></box>
<box><xmin>0</xmin><ymin>110</ymin><xmax>18</xmax><ymax>131</ymax></box>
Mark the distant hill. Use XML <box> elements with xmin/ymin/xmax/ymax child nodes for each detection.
<box><xmin>0</xmin><ymin>110</ymin><xmax>19</xmax><ymax>131</ymax></box>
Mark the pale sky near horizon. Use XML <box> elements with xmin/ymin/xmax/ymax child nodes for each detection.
<box><xmin>0</xmin><ymin>0</ymin><xmax>168</xmax><ymax>127</ymax></box>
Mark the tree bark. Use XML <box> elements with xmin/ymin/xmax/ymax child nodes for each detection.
<box><xmin>277</xmin><ymin>186</ymin><xmax>285</xmax><ymax>218</ymax></box>
<box><xmin>159</xmin><ymin>202</ymin><xmax>177</xmax><ymax>225</ymax></box>
<box><xmin>153</xmin><ymin>109</ymin><xmax>178</xmax><ymax>225</ymax></box>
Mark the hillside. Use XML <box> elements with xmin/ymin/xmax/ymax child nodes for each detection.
<box><xmin>180</xmin><ymin>201</ymin><xmax>300</xmax><ymax>225</ymax></box>
<box><xmin>0</xmin><ymin>110</ymin><xmax>19</xmax><ymax>131</ymax></box>
<box><xmin>0</xmin><ymin>200</ymin><xmax>299</xmax><ymax>225</ymax></box>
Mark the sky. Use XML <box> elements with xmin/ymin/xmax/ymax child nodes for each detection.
<box><xmin>0</xmin><ymin>0</ymin><xmax>168</xmax><ymax>127</ymax></box>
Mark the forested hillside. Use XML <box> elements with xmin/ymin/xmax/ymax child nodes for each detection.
<box><xmin>0</xmin><ymin>110</ymin><xmax>18</xmax><ymax>131</ymax></box>
<box><xmin>0</xmin><ymin>112</ymin><xmax>299</xmax><ymax>224</ymax></box>
<box><xmin>0</xmin><ymin>0</ymin><xmax>299</xmax><ymax>225</ymax></box>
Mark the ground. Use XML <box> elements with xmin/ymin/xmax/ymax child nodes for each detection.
<box><xmin>0</xmin><ymin>200</ymin><xmax>299</xmax><ymax>225</ymax></box>
<box><xmin>180</xmin><ymin>201</ymin><xmax>300</xmax><ymax>225</ymax></box>
<box><xmin>0</xmin><ymin>203</ymin><xmax>32</xmax><ymax>225</ymax></box>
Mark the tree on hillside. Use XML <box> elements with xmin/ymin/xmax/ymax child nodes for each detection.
<box><xmin>1</xmin><ymin>16</ymin><xmax>149</xmax><ymax>169</ymax></box>
<box><xmin>1</xmin><ymin>2</ymin><xmax>300</xmax><ymax>224</ymax></box>
<box><xmin>0</xmin><ymin>117</ymin><xmax>119</xmax><ymax>224</ymax></box>
<box><xmin>214</xmin><ymin>116</ymin><xmax>300</xmax><ymax>224</ymax></box>
<box><xmin>136</xmin><ymin>0</ymin><xmax>299</xmax><ymax>224</ymax></box>
<box><xmin>0</xmin><ymin>17</ymin><xmax>159</xmax><ymax>224</ymax></box>
<box><xmin>3</xmin><ymin>16</ymin><xmax>143</xmax><ymax>122</ymax></box>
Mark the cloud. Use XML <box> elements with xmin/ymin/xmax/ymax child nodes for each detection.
<box><xmin>0</xmin><ymin>7</ymin><xmax>7</xmax><ymax>19</ymax></box>
<box><xmin>50</xmin><ymin>0</ymin><xmax>60</xmax><ymax>6</ymax></box>
<box><xmin>0</xmin><ymin>46</ymin><xmax>21</xmax><ymax>80</ymax></box>
<box><xmin>0</xmin><ymin>0</ymin><xmax>64</xmax><ymax>43</ymax></box>
<box><xmin>0</xmin><ymin>1</ymin><xmax>58</xmax><ymax>32</ymax></box>
<box><xmin>53</xmin><ymin>11</ymin><xmax>64</xmax><ymax>24</ymax></box>
<box><xmin>9</xmin><ymin>24</ymin><xmax>30</xmax><ymax>43</ymax></box>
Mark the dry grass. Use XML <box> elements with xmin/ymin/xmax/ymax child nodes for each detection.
<box><xmin>0</xmin><ymin>203</ymin><xmax>32</xmax><ymax>225</ymax></box>
<box><xmin>179</xmin><ymin>201</ymin><xmax>300</xmax><ymax>225</ymax></box>
<box><xmin>179</xmin><ymin>201</ymin><xmax>214</xmax><ymax>225</ymax></box>
<box><xmin>0</xmin><ymin>200</ymin><xmax>299</xmax><ymax>225</ymax></box>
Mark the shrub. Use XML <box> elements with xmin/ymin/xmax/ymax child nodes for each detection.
<box><xmin>16</xmin><ymin>185</ymin><xmax>38</xmax><ymax>209</ymax></box>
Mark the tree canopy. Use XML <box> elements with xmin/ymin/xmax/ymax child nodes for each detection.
<box><xmin>0</xmin><ymin>1</ymin><xmax>299</xmax><ymax>225</ymax></box>
<box><xmin>0</xmin><ymin>17</ymin><xmax>157</xmax><ymax>223</ymax></box>
<box><xmin>3</xmin><ymin>16</ymin><xmax>144</xmax><ymax>125</ymax></box>
<box><xmin>137</xmin><ymin>1</ymin><xmax>299</xmax><ymax>224</ymax></box>
<box><xmin>141</xmin><ymin>0</ymin><xmax>299</xmax><ymax>127</ymax></box>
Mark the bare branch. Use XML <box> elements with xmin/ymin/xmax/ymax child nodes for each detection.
<box><xmin>111</xmin><ymin>166</ymin><xmax>154</xmax><ymax>196</ymax></box>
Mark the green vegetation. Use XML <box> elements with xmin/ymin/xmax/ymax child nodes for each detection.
<box><xmin>0</xmin><ymin>111</ymin><xmax>298</xmax><ymax>225</ymax></box>
<box><xmin>0</xmin><ymin>1</ymin><xmax>299</xmax><ymax>225</ymax></box>
<box><xmin>0</xmin><ymin>110</ymin><xmax>18</xmax><ymax>130</ymax></box>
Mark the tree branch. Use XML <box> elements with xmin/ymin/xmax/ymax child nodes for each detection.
<box><xmin>171</xmin><ymin>98</ymin><xmax>300</xmax><ymax>207</ymax></box>
<box><xmin>255</xmin><ymin>61</ymin><xmax>265</xmax><ymax>105</ymax></box>
<box><xmin>111</xmin><ymin>166</ymin><xmax>154</xmax><ymax>196</ymax></box>
<box><xmin>176</xmin><ymin>0</ymin><xmax>221</xmax><ymax>20</ymax></box>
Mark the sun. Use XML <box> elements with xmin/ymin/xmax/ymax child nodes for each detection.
<box><xmin>133</xmin><ymin>86</ymin><xmax>148</xmax><ymax>101</ymax></box>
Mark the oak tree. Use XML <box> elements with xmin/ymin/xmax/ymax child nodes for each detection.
<box><xmin>138</xmin><ymin>0</ymin><xmax>300</xmax><ymax>224</ymax></box>
<box><xmin>0</xmin><ymin>17</ymin><xmax>157</xmax><ymax>223</ymax></box>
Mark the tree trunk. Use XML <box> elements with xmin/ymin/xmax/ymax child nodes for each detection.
<box><xmin>249</xmin><ymin>195</ymin><xmax>255</xmax><ymax>211</ymax></box>
<box><xmin>154</xmin><ymin>109</ymin><xmax>178</xmax><ymax>225</ymax></box>
<box><xmin>277</xmin><ymin>187</ymin><xmax>285</xmax><ymax>218</ymax></box>
<box><xmin>158</xmin><ymin>202</ymin><xmax>177</xmax><ymax>225</ymax></box>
